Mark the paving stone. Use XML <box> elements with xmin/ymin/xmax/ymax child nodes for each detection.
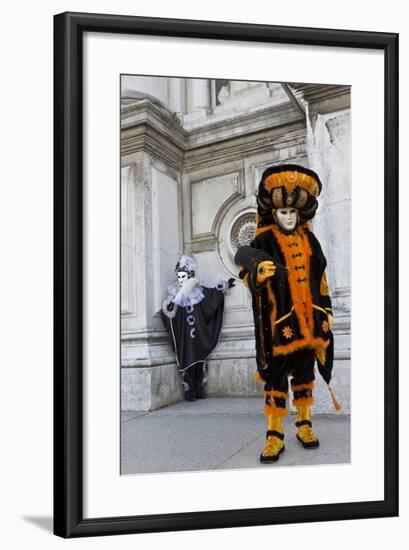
<box><xmin>121</xmin><ymin>397</ymin><xmax>350</xmax><ymax>475</ymax></box>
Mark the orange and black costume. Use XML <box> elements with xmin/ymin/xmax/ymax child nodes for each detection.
<box><xmin>234</xmin><ymin>164</ymin><xmax>340</xmax><ymax>462</ymax></box>
<box><xmin>236</xmin><ymin>224</ymin><xmax>333</xmax><ymax>399</ymax></box>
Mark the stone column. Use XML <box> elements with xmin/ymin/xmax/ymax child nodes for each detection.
<box><xmin>304</xmin><ymin>98</ymin><xmax>351</xmax><ymax>414</ymax></box>
<box><xmin>306</xmin><ymin>107</ymin><xmax>351</xmax><ymax>325</ymax></box>
<box><xmin>168</xmin><ymin>77</ymin><xmax>183</xmax><ymax>116</ymax></box>
<box><xmin>120</xmin><ymin>98</ymin><xmax>186</xmax><ymax>411</ymax></box>
<box><xmin>182</xmin><ymin>79</ymin><xmax>211</xmax><ymax>128</ymax></box>
<box><xmin>190</xmin><ymin>78</ymin><xmax>211</xmax><ymax>111</ymax></box>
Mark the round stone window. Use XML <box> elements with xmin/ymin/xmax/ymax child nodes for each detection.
<box><xmin>230</xmin><ymin>212</ymin><xmax>257</xmax><ymax>254</ymax></box>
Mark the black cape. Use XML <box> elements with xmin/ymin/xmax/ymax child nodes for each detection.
<box><xmin>161</xmin><ymin>287</ymin><xmax>225</xmax><ymax>372</ymax></box>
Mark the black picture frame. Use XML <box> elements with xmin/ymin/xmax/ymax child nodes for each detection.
<box><xmin>54</xmin><ymin>11</ymin><xmax>399</xmax><ymax>538</ymax></box>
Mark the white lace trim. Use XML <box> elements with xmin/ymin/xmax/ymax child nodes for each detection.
<box><xmin>165</xmin><ymin>281</ymin><xmax>205</xmax><ymax>308</ymax></box>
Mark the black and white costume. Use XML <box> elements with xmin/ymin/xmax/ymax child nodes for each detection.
<box><xmin>161</xmin><ymin>256</ymin><xmax>233</xmax><ymax>401</ymax></box>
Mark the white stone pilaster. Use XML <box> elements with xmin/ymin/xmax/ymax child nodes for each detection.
<box><xmin>306</xmin><ymin>108</ymin><xmax>351</xmax><ymax>321</ymax></box>
<box><xmin>190</xmin><ymin>78</ymin><xmax>211</xmax><ymax>111</ymax></box>
<box><xmin>167</xmin><ymin>77</ymin><xmax>183</xmax><ymax>115</ymax></box>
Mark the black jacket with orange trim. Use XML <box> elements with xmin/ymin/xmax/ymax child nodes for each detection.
<box><xmin>235</xmin><ymin>224</ymin><xmax>334</xmax><ymax>384</ymax></box>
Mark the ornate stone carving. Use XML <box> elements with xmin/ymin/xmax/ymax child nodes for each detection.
<box><xmin>230</xmin><ymin>212</ymin><xmax>257</xmax><ymax>254</ymax></box>
<box><xmin>217</xmin><ymin>85</ymin><xmax>231</xmax><ymax>104</ymax></box>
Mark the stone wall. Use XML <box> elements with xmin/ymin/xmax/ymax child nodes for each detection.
<box><xmin>120</xmin><ymin>77</ymin><xmax>351</xmax><ymax>414</ymax></box>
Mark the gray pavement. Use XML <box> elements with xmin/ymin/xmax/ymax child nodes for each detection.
<box><xmin>121</xmin><ymin>397</ymin><xmax>350</xmax><ymax>475</ymax></box>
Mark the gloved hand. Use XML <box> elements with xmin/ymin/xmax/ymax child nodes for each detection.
<box><xmin>256</xmin><ymin>261</ymin><xmax>276</xmax><ymax>284</ymax></box>
<box><xmin>228</xmin><ymin>278</ymin><xmax>236</xmax><ymax>289</ymax></box>
<box><xmin>327</xmin><ymin>313</ymin><xmax>333</xmax><ymax>330</ymax></box>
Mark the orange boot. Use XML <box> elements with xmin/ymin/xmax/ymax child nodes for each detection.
<box><xmin>260</xmin><ymin>414</ymin><xmax>285</xmax><ymax>462</ymax></box>
<box><xmin>291</xmin><ymin>381</ymin><xmax>319</xmax><ymax>448</ymax></box>
<box><xmin>260</xmin><ymin>390</ymin><xmax>288</xmax><ymax>463</ymax></box>
<box><xmin>295</xmin><ymin>404</ymin><xmax>319</xmax><ymax>449</ymax></box>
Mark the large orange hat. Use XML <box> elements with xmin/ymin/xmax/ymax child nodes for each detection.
<box><xmin>257</xmin><ymin>164</ymin><xmax>322</xmax><ymax>228</ymax></box>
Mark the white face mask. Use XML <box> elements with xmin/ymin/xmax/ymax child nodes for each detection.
<box><xmin>275</xmin><ymin>208</ymin><xmax>298</xmax><ymax>232</ymax></box>
<box><xmin>177</xmin><ymin>271</ymin><xmax>189</xmax><ymax>286</ymax></box>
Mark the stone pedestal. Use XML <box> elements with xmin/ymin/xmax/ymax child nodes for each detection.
<box><xmin>121</xmin><ymin>363</ymin><xmax>183</xmax><ymax>411</ymax></box>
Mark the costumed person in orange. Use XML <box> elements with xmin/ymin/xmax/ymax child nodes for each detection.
<box><xmin>234</xmin><ymin>164</ymin><xmax>340</xmax><ymax>463</ymax></box>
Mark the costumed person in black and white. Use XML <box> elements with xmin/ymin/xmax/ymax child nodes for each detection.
<box><xmin>161</xmin><ymin>255</ymin><xmax>235</xmax><ymax>401</ymax></box>
<box><xmin>234</xmin><ymin>164</ymin><xmax>341</xmax><ymax>463</ymax></box>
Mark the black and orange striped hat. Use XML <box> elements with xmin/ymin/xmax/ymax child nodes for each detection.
<box><xmin>256</xmin><ymin>164</ymin><xmax>322</xmax><ymax>227</ymax></box>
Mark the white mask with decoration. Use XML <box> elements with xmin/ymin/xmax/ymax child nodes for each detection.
<box><xmin>176</xmin><ymin>271</ymin><xmax>189</xmax><ymax>287</ymax></box>
<box><xmin>275</xmin><ymin>207</ymin><xmax>299</xmax><ymax>232</ymax></box>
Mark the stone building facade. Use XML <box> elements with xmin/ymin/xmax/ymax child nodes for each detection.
<box><xmin>120</xmin><ymin>77</ymin><xmax>351</xmax><ymax>414</ymax></box>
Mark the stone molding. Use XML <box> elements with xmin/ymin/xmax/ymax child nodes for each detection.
<box><xmin>189</xmin><ymin>171</ymin><xmax>245</xmax><ymax>241</ymax></box>
<box><xmin>121</xmin><ymin>97</ymin><xmax>305</xmax><ymax>171</ymax></box>
<box><xmin>290</xmin><ymin>84</ymin><xmax>351</xmax><ymax>114</ymax></box>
